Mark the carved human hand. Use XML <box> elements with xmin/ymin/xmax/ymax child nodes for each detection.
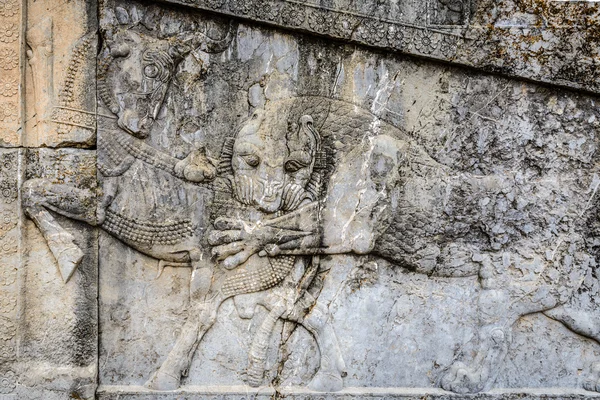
<box><xmin>174</xmin><ymin>147</ymin><xmax>217</xmax><ymax>183</ymax></box>
<box><xmin>208</xmin><ymin>217</ymin><xmax>311</xmax><ymax>269</ymax></box>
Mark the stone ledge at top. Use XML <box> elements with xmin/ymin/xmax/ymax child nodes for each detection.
<box><xmin>150</xmin><ymin>0</ymin><xmax>600</xmax><ymax>95</ymax></box>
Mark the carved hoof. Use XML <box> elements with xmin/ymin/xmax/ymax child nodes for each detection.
<box><xmin>57</xmin><ymin>243</ymin><xmax>84</xmax><ymax>267</ymax></box>
<box><xmin>308</xmin><ymin>370</ymin><xmax>344</xmax><ymax>392</ymax></box>
<box><xmin>144</xmin><ymin>370</ymin><xmax>181</xmax><ymax>391</ymax></box>
<box><xmin>583</xmin><ymin>362</ymin><xmax>600</xmax><ymax>392</ymax></box>
<box><xmin>440</xmin><ymin>361</ymin><xmax>486</xmax><ymax>394</ymax></box>
<box><xmin>50</xmin><ymin>234</ymin><xmax>84</xmax><ymax>282</ymax></box>
<box><xmin>174</xmin><ymin>148</ymin><xmax>217</xmax><ymax>183</ymax></box>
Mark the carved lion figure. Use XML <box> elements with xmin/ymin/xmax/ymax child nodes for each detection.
<box><xmin>196</xmin><ymin>97</ymin><xmax>600</xmax><ymax>394</ymax></box>
<box><xmin>147</xmin><ymin>99</ymin><xmax>346</xmax><ymax>392</ymax></box>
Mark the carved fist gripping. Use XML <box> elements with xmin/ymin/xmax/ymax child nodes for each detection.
<box><xmin>208</xmin><ymin>216</ymin><xmax>312</xmax><ymax>269</ymax></box>
<box><xmin>174</xmin><ymin>147</ymin><xmax>218</xmax><ymax>183</ymax></box>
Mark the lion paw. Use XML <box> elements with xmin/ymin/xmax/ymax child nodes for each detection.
<box><xmin>584</xmin><ymin>362</ymin><xmax>600</xmax><ymax>392</ymax></box>
<box><xmin>144</xmin><ymin>370</ymin><xmax>181</xmax><ymax>391</ymax></box>
<box><xmin>440</xmin><ymin>361</ymin><xmax>488</xmax><ymax>394</ymax></box>
<box><xmin>441</xmin><ymin>327</ymin><xmax>509</xmax><ymax>394</ymax></box>
<box><xmin>308</xmin><ymin>370</ymin><xmax>344</xmax><ymax>392</ymax></box>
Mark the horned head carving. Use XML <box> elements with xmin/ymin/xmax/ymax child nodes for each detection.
<box><xmin>98</xmin><ymin>4</ymin><xmax>236</xmax><ymax>138</ymax></box>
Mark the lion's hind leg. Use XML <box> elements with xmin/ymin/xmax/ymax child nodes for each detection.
<box><xmin>440</xmin><ymin>287</ymin><xmax>514</xmax><ymax>394</ymax></box>
<box><xmin>145</xmin><ymin>298</ymin><xmax>221</xmax><ymax>391</ymax></box>
<box><xmin>440</xmin><ymin>251</ymin><xmax>572</xmax><ymax>393</ymax></box>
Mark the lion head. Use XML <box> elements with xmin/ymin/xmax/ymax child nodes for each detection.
<box><xmin>222</xmin><ymin>103</ymin><xmax>324</xmax><ymax>213</ymax></box>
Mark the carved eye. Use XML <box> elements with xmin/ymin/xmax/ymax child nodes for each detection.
<box><xmin>144</xmin><ymin>64</ymin><xmax>159</xmax><ymax>78</ymax></box>
<box><xmin>241</xmin><ymin>154</ymin><xmax>260</xmax><ymax>168</ymax></box>
<box><xmin>284</xmin><ymin>159</ymin><xmax>307</xmax><ymax>173</ymax></box>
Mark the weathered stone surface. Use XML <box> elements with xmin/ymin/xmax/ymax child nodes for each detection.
<box><xmin>19</xmin><ymin>148</ymin><xmax>98</xmax><ymax>399</ymax></box>
<box><xmin>5</xmin><ymin>0</ymin><xmax>600</xmax><ymax>399</ymax></box>
<box><xmin>24</xmin><ymin>0</ymin><xmax>97</xmax><ymax>147</ymax></box>
<box><xmin>153</xmin><ymin>0</ymin><xmax>600</xmax><ymax>94</ymax></box>
<box><xmin>0</xmin><ymin>149</ymin><xmax>20</xmax><ymax>400</ymax></box>
<box><xmin>0</xmin><ymin>0</ymin><xmax>23</xmax><ymax>147</ymax></box>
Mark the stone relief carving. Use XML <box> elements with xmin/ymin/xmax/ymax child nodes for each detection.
<box><xmin>24</xmin><ymin>4</ymin><xmax>235</xmax><ymax>281</ymax></box>
<box><xmin>149</xmin><ymin>96</ymin><xmax>600</xmax><ymax>394</ymax></box>
<box><xmin>145</xmin><ymin>102</ymin><xmax>345</xmax><ymax>392</ymax></box>
<box><xmin>428</xmin><ymin>0</ymin><xmax>470</xmax><ymax>26</ymax></box>
<box><xmin>0</xmin><ymin>0</ymin><xmax>20</xmax><ymax>146</ymax></box>
<box><xmin>10</xmin><ymin>0</ymin><xmax>600</xmax><ymax>398</ymax></box>
<box><xmin>0</xmin><ymin>2</ymin><xmax>21</xmax><ymax>398</ymax></box>
<box><xmin>23</xmin><ymin>83</ymin><xmax>600</xmax><ymax>395</ymax></box>
<box><xmin>153</xmin><ymin>0</ymin><xmax>600</xmax><ymax>97</ymax></box>
<box><xmin>0</xmin><ymin>150</ymin><xmax>19</xmax><ymax>400</ymax></box>
<box><xmin>159</xmin><ymin>0</ymin><xmax>465</xmax><ymax>59</ymax></box>
<box><xmin>26</xmin><ymin>17</ymin><xmax>53</xmax><ymax>139</ymax></box>
<box><xmin>24</xmin><ymin>0</ymin><xmax>98</xmax><ymax>147</ymax></box>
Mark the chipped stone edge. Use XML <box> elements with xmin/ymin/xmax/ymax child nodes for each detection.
<box><xmin>152</xmin><ymin>0</ymin><xmax>600</xmax><ymax>96</ymax></box>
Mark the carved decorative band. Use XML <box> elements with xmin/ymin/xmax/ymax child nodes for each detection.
<box><xmin>0</xmin><ymin>0</ymin><xmax>22</xmax><ymax>146</ymax></box>
<box><xmin>222</xmin><ymin>255</ymin><xmax>296</xmax><ymax>296</ymax></box>
<box><xmin>156</xmin><ymin>0</ymin><xmax>465</xmax><ymax>58</ymax></box>
<box><xmin>51</xmin><ymin>106</ymin><xmax>96</xmax><ymax>130</ymax></box>
<box><xmin>0</xmin><ymin>152</ymin><xmax>19</xmax><ymax>398</ymax></box>
<box><xmin>114</xmin><ymin>131</ymin><xmax>180</xmax><ymax>175</ymax></box>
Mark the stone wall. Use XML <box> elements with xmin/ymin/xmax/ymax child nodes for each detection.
<box><xmin>3</xmin><ymin>1</ymin><xmax>600</xmax><ymax>399</ymax></box>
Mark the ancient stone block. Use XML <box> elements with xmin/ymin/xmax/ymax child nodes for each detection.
<box><xmin>0</xmin><ymin>149</ymin><xmax>20</xmax><ymax>400</ymax></box>
<box><xmin>0</xmin><ymin>0</ymin><xmax>23</xmax><ymax>147</ymax></box>
<box><xmin>24</xmin><ymin>0</ymin><xmax>97</xmax><ymax>147</ymax></box>
<box><xmin>5</xmin><ymin>0</ymin><xmax>600</xmax><ymax>399</ymax></box>
<box><xmin>19</xmin><ymin>148</ymin><xmax>98</xmax><ymax>399</ymax></box>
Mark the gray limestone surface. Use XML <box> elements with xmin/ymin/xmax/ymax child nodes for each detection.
<box><xmin>3</xmin><ymin>0</ymin><xmax>600</xmax><ymax>399</ymax></box>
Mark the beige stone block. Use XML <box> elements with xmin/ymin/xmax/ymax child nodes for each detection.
<box><xmin>0</xmin><ymin>0</ymin><xmax>23</xmax><ymax>147</ymax></box>
<box><xmin>24</xmin><ymin>0</ymin><xmax>97</xmax><ymax>147</ymax></box>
